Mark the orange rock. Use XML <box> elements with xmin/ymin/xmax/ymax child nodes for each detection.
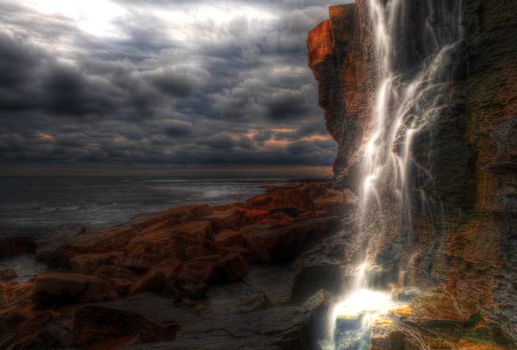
<box><xmin>313</xmin><ymin>188</ymin><xmax>358</xmax><ymax>214</ymax></box>
<box><xmin>45</xmin><ymin>226</ymin><xmax>138</xmax><ymax>268</ymax></box>
<box><xmin>204</xmin><ymin>207</ymin><xmax>248</xmax><ymax>230</ymax></box>
<box><xmin>217</xmin><ymin>253</ymin><xmax>248</xmax><ymax>281</ymax></box>
<box><xmin>70</xmin><ymin>252</ymin><xmax>125</xmax><ymax>274</ymax></box>
<box><xmin>214</xmin><ymin>229</ymin><xmax>245</xmax><ymax>247</ymax></box>
<box><xmin>130</xmin><ymin>258</ymin><xmax>182</xmax><ymax>295</ymax></box>
<box><xmin>178</xmin><ymin>261</ymin><xmax>218</xmax><ymax>297</ymax></box>
<box><xmin>132</xmin><ymin>204</ymin><xmax>214</xmax><ymax>234</ymax></box>
<box><xmin>307</xmin><ymin>19</ymin><xmax>334</xmax><ymax>69</ymax></box>
<box><xmin>246</xmin><ymin>181</ymin><xmax>330</xmax><ymax>213</ymax></box>
<box><xmin>34</xmin><ymin>272</ymin><xmax>114</xmax><ymax>303</ymax></box>
<box><xmin>125</xmin><ymin>221</ymin><xmax>212</xmax><ymax>271</ymax></box>
<box><xmin>240</xmin><ymin>216</ymin><xmax>340</xmax><ymax>263</ymax></box>
<box><xmin>93</xmin><ymin>265</ymin><xmax>137</xmax><ymax>296</ymax></box>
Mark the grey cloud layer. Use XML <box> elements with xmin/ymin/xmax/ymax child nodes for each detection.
<box><xmin>0</xmin><ymin>0</ymin><xmax>347</xmax><ymax>169</ymax></box>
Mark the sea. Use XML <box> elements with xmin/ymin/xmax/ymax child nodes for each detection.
<box><xmin>0</xmin><ymin>175</ymin><xmax>314</xmax><ymax>236</ymax></box>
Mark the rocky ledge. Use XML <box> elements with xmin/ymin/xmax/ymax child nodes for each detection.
<box><xmin>0</xmin><ymin>180</ymin><xmax>358</xmax><ymax>349</ymax></box>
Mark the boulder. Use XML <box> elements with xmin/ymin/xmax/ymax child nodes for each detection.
<box><xmin>34</xmin><ymin>273</ymin><xmax>114</xmax><ymax>303</ymax></box>
<box><xmin>131</xmin><ymin>204</ymin><xmax>214</xmax><ymax>233</ymax></box>
<box><xmin>130</xmin><ymin>258</ymin><xmax>182</xmax><ymax>296</ymax></box>
<box><xmin>246</xmin><ymin>182</ymin><xmax>328</xmax><ymax>212</ymax></box>
<box><xmin>204</xmin><ymin>207</ymin><xmax>248</xmax><ymax>230</ymax></box>
<box><xmin>184</xmin><ymin>243</ymin><xmax>221</xmax><ymax>260</ymax></box>
<box><xmin>178</xmin><ymin>261</ymin><xmax>218</xmax><ymax>297</ymax></box>
<box><xmin>125</xmin><ymin>221</ymin><xmax>213</xmax><ymax>271</ymax></box>
<box><xmin>35</xmin><ymin>224</ymin><xmax>86</xmax><ymax>261</ymax></box>
<box><xmin>214</xmin><ymin>229</ymin><xmax>245</xmax><ymax>247</ymax></box>
<box><xmin>240</xmin><ymin>216</ymin><xmax>341</xmax><ymax>263</ymax></box>
<box><xmin>93</xmin><ymin>265</ymin><xmax>137</xmax><ymax>296</ymax></box>
<box><xmin>44</xmin><ymin>226</ymin><xmax>138</xmax><ymax>268</ymax></box>
<box><xmin>222</xmin><ymin>246</ymin><xmax>260</xmax><ymax>264</ymax></box>
<box><xmin>70</xmin><ymin>252</ymin><xmax>125</xmax><ymax>274</ymax></box>
<box><xmin>217</xmin><ymin>253</ymin><xmax>248</xmax><ymax>281</ymax></box>
<box><xmin>313</xmin><ymin>188</ymin><xmax>358</xmax><ymax>215</ymax></box>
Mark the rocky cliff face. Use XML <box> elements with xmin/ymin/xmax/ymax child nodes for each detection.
<box><xmin>309</xmin><ymin>0</ymin><xmax>517</xmax><ymax>346</ymax></box>
<box><xmin>307</xmin><ymin>2</ymin><xmax>374</xmax><ymax>185</ymax></box>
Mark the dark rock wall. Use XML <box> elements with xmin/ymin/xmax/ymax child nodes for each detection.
<box><xmin>436</xmin><ymin>0</ymin><xmax>517</xmax><ymax>338</ymax></box>
<box><xmin>308</xmin><ymin>0</ymin><xmax>517</xmax><ymax>340</ymax></box>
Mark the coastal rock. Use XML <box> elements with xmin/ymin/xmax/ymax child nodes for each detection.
<box><xmin>204</xmin><ymin>207</ymin><xmax>249</xmax><ymax>230</ymax></box>
<box><xmin>130</xmin><ymin>258</ymin><xmax>182</xmax><ymax>296</ymax></box>
<box><xmin>44</xmin><ymin>226</ymin><xmax>138</xmax><ymax>268</ymax></box>
<box><xmin>241</xmin><ymin>216</ymin><xmax>341</xmax><ymax>263</ymax></box>
<box><xmin>93</xmin><ymin>265</ymin><xmax>137</xmax><ymax>296</ymax></box>
<box><xmin>214</xmin><ymin>228</ymin><xmax>243</xmax><ymax>247</ymax></box>
<box><xmin>131</xmin><ymin>204</ymin><xmax>214</xmax><ymax>233</ymax></box>
<box><xmin>69</xmin><ymin>252</ymin><xmax>125</xmax><ymax>274</ymax></box>
<box><xmin>246</xmin><ymin>181</ymin><xmax>329</xmax><ymax>212</ymax></box>
<box><xmin>126</xmin><ymin>221</ymin><xmax>212</xmax><ymax>266</ymax></box>
<box><xmin>217</xmin><ymin>253</ymin><xmax>248</xmax><ymax>281</ymax></box>
<box><xmin>34</xmin><ymin>273</ymin><xmax>114</xmax><ymax>303</ymax></box>
<box><xmin>178</xmin><ymin>260</ymin><xmax>218</xmax><ymax>297</ymax></box>
<box><xmin>1</xmin><ymin>179</ymin><xmax>348</xmax><ymax>346</ymax></box>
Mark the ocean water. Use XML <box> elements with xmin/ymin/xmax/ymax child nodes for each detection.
<box><xmin>0</xmin><ymin>176</ymin><xmax>297</xmax><ymax>237</ymax></box>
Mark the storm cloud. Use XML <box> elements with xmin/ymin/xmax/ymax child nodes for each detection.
<box><xmin>0</xmin><ymin>0</ymin><xmax>348</xmax><ymax>172</ymax></box>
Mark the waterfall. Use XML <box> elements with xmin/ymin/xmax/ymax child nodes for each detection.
<box><xmin>321</xmin><ymin>0</ymin><xmax>463</xmax><ymax>349</ymax></box>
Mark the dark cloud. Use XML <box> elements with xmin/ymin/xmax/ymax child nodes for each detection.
<box><xmin>0</xmin><ymin>0</ymin><xmax>347</xmax><ymax>171</ymax></box>
<box><xmin>264</xmin><ymin>92</ymin><xmax>309</xmax><ymax>121</ymax></box>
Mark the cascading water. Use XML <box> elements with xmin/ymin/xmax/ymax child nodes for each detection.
<box><xmin>321</xmin><ymin>0</ymin><xmax>463</xmax><ymax>349</ymax></box>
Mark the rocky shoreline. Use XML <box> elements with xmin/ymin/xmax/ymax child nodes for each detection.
<box><xmin>0</xmin><ymin>179</ymin><xmax>358</xmax><ymax>349</ymax></box>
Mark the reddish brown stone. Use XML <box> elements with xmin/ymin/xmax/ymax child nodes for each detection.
<box><xmin>307</xmin><ymin>19</ymin><xmax>334</xmax><ymax>68</ymax></box>
<box><xmin>240</xmin><ymin>216</ymin><xmax>340</xmax><ymax>263</ymax></box>
<box><xmin>132</xmin><ymin>204</ymin><xmax>214</xmax><ymax>234</ymax></box>
<box><xmin>214</xmin><ymin>229</ymin><xmax>244</xmax><ymax>247</ymax></box>
<box><xmin>34</xmin><ymin>273</ymin><xmax>114</xmax><ymax>303</ymax></box>
<box><xmin>93</xmin><ymin>265</ymin><xmax>137</xmax><ymax>296</ymax></box>
<box><xmin>45</xmin><ymin>226</ymin><xmax>138</xmax><ymax>268</ymax></box>
<box><xmin>217</xmin><ymin>253</ymin><xmax>248</xmax><ymax>281</ymax></box>
<box><xmin>130</xmin><ymin>258</ymin><xmax>182</xmax><ymax>295</ymax></box>
<box><xmin>178</xmin><ymin>261</ymin><xmax>218</xmax><ymax>297</ymax></box>
<box><xmin>70</xmin><ymin>252</ymin><xmax>125</xmax><ymax>274</ymax></box>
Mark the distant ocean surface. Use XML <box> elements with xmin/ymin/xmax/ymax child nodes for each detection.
<box><xmin>0</xmin><ymin>176</ymin><xmax>316</xmax><ymax>237</ymax></box>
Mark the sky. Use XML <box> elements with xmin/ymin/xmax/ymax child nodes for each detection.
<box><xmin>0</xmin><ymin>0</ymin><xmax>349</xmax><ymax>176</ymax></box>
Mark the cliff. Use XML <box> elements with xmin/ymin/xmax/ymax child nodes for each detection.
<box><xmin>309</xmin><ymin>0</ymin><xmax>517</xmax><ymax>347</ymax></box>
<box><xmin>307</xmin><ymin>2</ymin><xmax>374</xmax><ymax>185</ymax></box>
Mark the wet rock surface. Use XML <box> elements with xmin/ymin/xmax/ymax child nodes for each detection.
<box><xmin>308</xmin><ymin>0</ymin><xmax>517</xmax><ymax>348</ymax></box>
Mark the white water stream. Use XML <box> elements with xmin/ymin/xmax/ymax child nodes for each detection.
<box><xmin>321</xmin><ymin>0</ymin><xmax>463</xmax><ymax>349</ymax></box>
